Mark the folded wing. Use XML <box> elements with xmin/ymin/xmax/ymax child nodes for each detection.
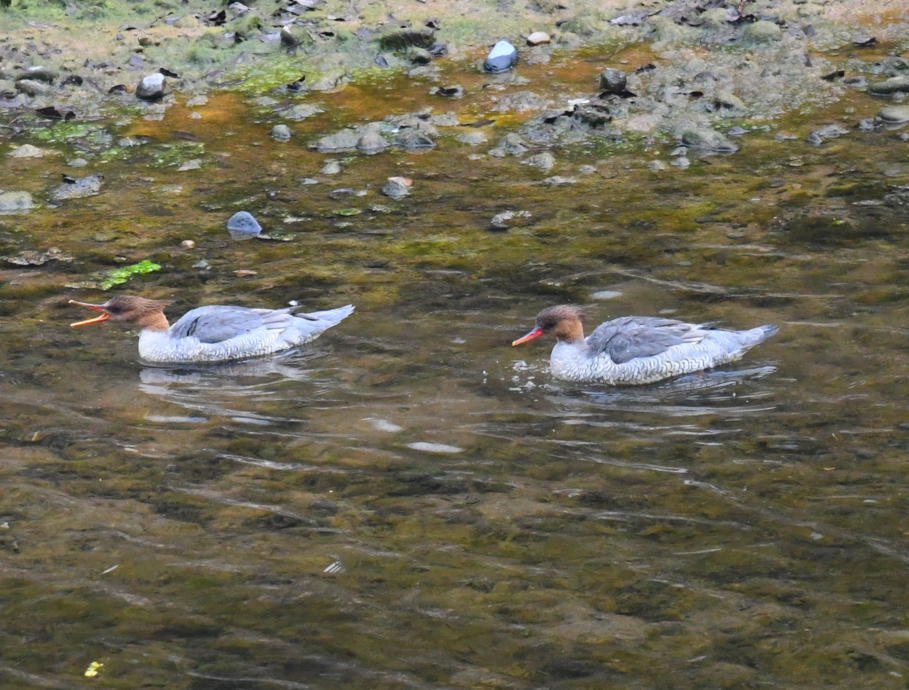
<box><xmin>587</xmin><ymin>316</ymin><xmax>713</xmax><ymax>364</ymax></box>
<box><xmin>170</xmin><ymin>306</ymin><xmax>296</xmax><ymax>344</ymax></box>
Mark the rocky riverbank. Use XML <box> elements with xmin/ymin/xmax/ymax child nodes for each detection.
<box><xmin>0</xmin><ymin>0</ymin><xmax>907</xmax><ymax>149</ymax></box>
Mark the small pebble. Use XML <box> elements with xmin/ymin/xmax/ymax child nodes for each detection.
<box><xmin>181</xmin><ymin>240</ymin><xmax>195</xmax><ymax>249</ymax></box>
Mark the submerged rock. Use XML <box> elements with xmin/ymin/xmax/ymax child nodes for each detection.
<box><xmin>357</xmin><ymin>131</ymin><xmax>386</xmax><ymax>154</ymax></box>
<box><xmin>52</xmin><ymin>175</ymin><xmax>102</xmax><ymax>200</ymax></box>
<box><xmin>523</xmin><ymin>152</ymin><xmax>555</xmax><ymax>171</ymax></box>
<box><xmin>6</xmin><ymin>247</ymin><xmax>71</xmax><ymax>266</ymax></box>
<box><xmin>313</xmin><ymin>128</ymin><xmax>359</xmax><ymax>152</ymax></box>
<box><xmin>283</xmin><ymin>104</ymin><xmax>323</xmax><ymax>121</ymax></box>
<box><xmin>227</xmin><ymin>211</ymin><xmax>261</xmax><ymax>240</ymax></box>
<box><xmin>394</xmin><ymin>130</ymin><xmax>435</xmax><ymax>150</ymax></box>
<box><xmin>381</xmin><ymin>177</ymin><xmax>412</xmax><ymax>200</ymax></box>
<box><xmin>271</xmin><ymin>124</ymin><xmax>292</xmax><ymax>142</ymax></box>
<box><xmin>869</xmin><ymin>76</ymin><xmax>909</xmax><ymax>95</ymax></box>
<box><xmin>490</xmin><ymin>133</ymin><xmax>529</xmax><ymax>157</ymax></box>
<box><xmin>490</xmin><ymin>209</ymin><xmax>531</xmax><ymax>229</ymax></box>
<box><xmin>0</xmin><ymin>191</ymin><xmax>33</xmax><ymax>213</ymax></box>
<box><xmin>680</xmin><ymin>127</ymin><xmax>738</xmax><ymax>153</ymax></box>
<box><xmin>9</xmin><ymin>144</ymin><xmax>45</xmax><ymax>158</ymax></box>
<box><xmin>877</xmin><ymin>105</ymin><xmax>909</xmax><ymax>124</ymax></box>
<box><xmin>805</xmin><ymin>124</ymin><xmax>849</xmax><ymax>146</ymax></box>
<box><xmin>484</xmin><ymin>40</ymin><xmax>517</xmax><ymax>73</ymax></box>
<box><xmin>456</xmin><ymin>131</ymin><xmax>487</xmax><ymax>146</ymax></box>
<box><xmin>136</xmin><ymin>73</ymin><xmax>166</xmax><ymax>100</ymax></box>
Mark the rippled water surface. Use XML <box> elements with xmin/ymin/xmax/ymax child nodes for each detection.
<box><xmin>2</xmin><ymin>49</ymin><xmax>909</xmax><ymax>689</ymax></box>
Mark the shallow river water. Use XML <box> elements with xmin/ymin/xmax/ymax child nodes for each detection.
<box><xmin>2</xmin><ymin>47</ymin><xmax>909</xmax><ymax>690</ymax></box>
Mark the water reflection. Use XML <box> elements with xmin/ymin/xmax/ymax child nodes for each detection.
<box><xmin>138</xmin><ymin>349</ymin><xmax>330</xmax><ymax>424</ymax></box>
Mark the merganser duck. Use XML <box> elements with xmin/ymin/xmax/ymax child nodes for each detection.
<box><xmin>70</xmin><ymin>295</ymin><xmax>354</xmax><ymax>364</ymax></box>
<box><xmin>513</xmin><ymin>305</ymin><xmax>778</xmax><ymax>384</ymax></box>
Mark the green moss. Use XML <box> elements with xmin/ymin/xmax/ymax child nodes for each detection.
<box><xmin>101</xmin><ymin>259</ymin><xmax>162</xmax><ymax>289</ymax></box>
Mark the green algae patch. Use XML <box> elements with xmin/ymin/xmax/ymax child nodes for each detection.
<box><xmin>32</xmin><ymin>122</ymin><xmax>104</xmax><ymax>144</ymax></box>
<box><xmin>227</xmin><ymin>57</ymin><xmax>318</xmax><ymax>95</ymax></box>
<box><xmin>101</xmin><ymin>260</ymin><xmax>161</xmax><ymax>290</ymax></box>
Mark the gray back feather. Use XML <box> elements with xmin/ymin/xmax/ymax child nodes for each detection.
<box><xmin>587</xmin><ymin>316</ymin><xmax>711</xmax><ymax>364</ymax></box>
<box><xmin>170</xmin><ymin>306</ymin><xmax>295</xmax><ymax>344</ymax></box>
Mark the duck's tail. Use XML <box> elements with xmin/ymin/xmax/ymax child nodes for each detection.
<box><xmin>299</xmin><ymin>304</ymin><xmax>355</xmax><ymax>326</ymax></box>
<box><xmin>291</xmin><ymin>304</ymin><xmax>355</xmax><ymax>341</ymax></box>
<box><xmin>737</xmin><ymin>324</ymin><xmax>779</xmax><ymax>350</ymax></box>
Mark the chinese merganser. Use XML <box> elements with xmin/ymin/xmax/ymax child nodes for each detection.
<box><xmin>512</xmin><ymin>305</ymin><xmax>778</xmax><ymax>385</ymax></box>
<box><xmin>70</xmin><ymin>295</ymin><xmax>354</xmax><ymax>364</ymax></box>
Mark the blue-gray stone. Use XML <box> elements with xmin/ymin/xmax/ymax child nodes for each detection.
<box><xmin>227</xmin><ymin>211</ymin><xmax>261</xmax><ymax>240</ymax></box>
<box><xmin>484</xmin><ymin>40</ymin><xmax>517</xmax><ymax>73</ymax></box>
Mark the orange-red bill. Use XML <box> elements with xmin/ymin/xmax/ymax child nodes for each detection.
<box><xmin>69</xmin><ymin>300</ymin><xmax>110</xmax><ymax>327</ymax></box>
<box><xmin>70</xmin><ymin>312</ymin><xmax>110</xmax><ymax>327</ymax></box>
<box><xmin>512</xmin><ymin>327</ymin><xmax>543</xmax><ymax>346</ymax></box>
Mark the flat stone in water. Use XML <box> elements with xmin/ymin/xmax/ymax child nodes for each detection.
<box><xmin>523</xmin><ymin>152</ymin><xmax>554</xmax><ymax>171</ymax></box>
<box><xmin>52</xmin><ymin>175</ymin><xmax>102</xmax><ymax>200</ymax></box>
<box><xmin>227</xmin><ymin>211</ymin><xmax>262</xmax><ymax>240</ymax></box>
<box><xmin>9</xmin><ymin>144</ymin><xmax>45</xmax><ymax>158</ymax></box>
<box><xmin>368</xmin><ymin>419</ymin><xmax>403</xmax><ymax>432</ymax></box>
<box><xmin>456</xmin><ymin>131</ymin><xmax>487</xmax><ymax>146</ymax></box>
<box><xmin>591</xmin><ymin>290</ymin><xmax>623</xmax><ymax>300</ymax></box>
<box><xmin>178</xmin><ymin>159</ymin><xmax>202</xmax><ymax>171</ymax></box>
<box><xmin>357</xmin><ymin>131</ymin><xmax>386</xmax><ymax>155</ymax></box>
<box><xmin>272</xmin><ymin>124</ymin><xmax>292</xmax><ymax>142</ymax></box>
<box><xmin>395</xmin><ymin>130</ymin><xmax>435</xmax><ymax>150</ymax></box>
<box><xmin>495</xmin><ymin>133</ymin><xmax>529</xmax><ymax>156</ymax></box>
<box><xmin>407</xmin><ymin>442</ymin><xmax>463</xmax><ymax>453</ymax></box>
<box><xmin>806</xmin><ymin>124</ymin><xmax>849</xmax><ymax>146</ymax></box>
<box><xmin>321</xmin><ymin>161</ymin><xmax>342</xmax><ymax>175</ymax></box>
<box><xmin>869</xmin><ymin>76</ymin><xmax>909</xmax><ymax>95</ymax></box>
<box><xmin>382</xmin><ymin>176</ymin><xmax>412</xmax><ymax>200</ymax></box>
<box><xmin>681</xmin><ymin>127</ymin><xmax>738</xmax><ymax>153</ymax></box>
<box><xmin>877</xmin><ymin>105</ymin><xmax>909</xmax><ymax>124</ymax></box>
<box><xmin>313</xmin><ymin>128</ymin><xmax>359</xmax><ymax>153</ymax></box>
<box><xmin>0</xmin><ymin>191</ymin><xmax>34</xmax><ymax>213</ymax></box>
<box><xmin>283</xmin><ymin>104</ymin><xmax>324</xmax><ymax>121</ymax></box>
<box><xmin>6</xmin><ymin>248</ymin><xmax>72</xmax><ymax>265</ymax></box>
